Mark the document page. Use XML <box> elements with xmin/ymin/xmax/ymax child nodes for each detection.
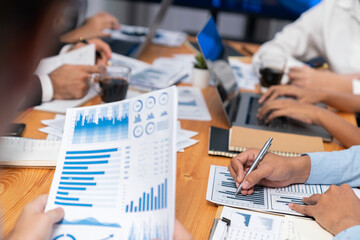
<box><xmin>177</xmin><ymin>86</ymin><xmax>211</xmax><ymax>121</ymax></box>
<box><xmin>212</xmin><ymin>206</ymin><xmax>284</xmax><ymax>240</ymax></box>
<box><xmin>212</xmin><ymin>206</ymin><xmax>332</xmax><ymax>240</ymax></box>
<box><xmin>206</xmin><ymin>165</ymin><xmax>360</xmax><ymax>216</ymax></box>
<box><xmin>46</xmin><ymin>87</ymin><xmax>177</xmax><ymax>239</ymax></box>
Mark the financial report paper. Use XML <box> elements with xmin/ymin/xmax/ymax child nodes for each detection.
<box><xmin>46</xmin><ymin>87</ymin><xmax>177</xmax><ymax>239</ymax></box>
<box><xmin>206</xmin><ymin>165</ymin><xmax>360</xmax><ymax>216</ymax></box>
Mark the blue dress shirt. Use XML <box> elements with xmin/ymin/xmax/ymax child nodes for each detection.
<box><xmin>306</xmin><ymin>146</ymin><xmax>360</xmax><ymax>239</ymax></box>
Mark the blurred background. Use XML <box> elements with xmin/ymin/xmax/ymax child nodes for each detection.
<box><xmin>86</xmin><ymin>0</ymin><xmax>321</xmax><ymax>43</ymax></box>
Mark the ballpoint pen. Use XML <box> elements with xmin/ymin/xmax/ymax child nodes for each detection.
<box><xmin>234</xmin><ymin>137</ymin><xmax>273</xmax><ymax>196</ymax></box>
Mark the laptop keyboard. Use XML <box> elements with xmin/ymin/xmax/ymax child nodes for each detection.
<box><xmin>247</xmin><ymin>97</ymin><xmax>288</xmax><ymax>129</ymax></box>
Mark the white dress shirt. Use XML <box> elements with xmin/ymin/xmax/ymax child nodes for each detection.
<box><xmin>253</xmin><ymin>0</ymin><xmax>360</xmax><ymax>90</ymax></box>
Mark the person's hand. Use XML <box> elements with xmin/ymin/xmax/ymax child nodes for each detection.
<box><xmin>228</xmin><ymin>149</ymin><xmax>311</xmax><ymax>195</ymax></box>
<box><xmin>69</xmin><ymin>38</ymin><xmax>112</xmax><ymax>66</ymax></box>
<box><xmin>60</xmin><ymin>12</ymin><xmax>120</xmax><ymax>42</ymax></box>
<box><xmin>76</xmin><ymin>11</ymin><xmax>120</xmax><ymax>39</ymax></box>
<box><xmin>288</xmin><ymin>66</ymin><xmax>332</xmax><ymax>89</ymax></box>
<box><xmin>173</xmin><ymin>219</ymin><xmax>193</xmax><ymax>240</ymax></box>
<box><xmin>50</xmin><ymin>64</ymin><xmax>101</xmax><ymax>100</ymax></box>
<box><xmin>290</xmin><ymin>184</ymin><xmax>360</xmax><ymax>236</ymax></box>
<box><xmin>6</xmin><ymin>195</ymin><xmax>64</xmax><ymax>240</ymax></box>
<box><xmin>257</xmin><ymin>99</ymin><xmax>325</xmax><ymax>125</ymax></box>
<box><xmin>258</xmin><ymin>85</ymin><xmax>326</xmax><ymax>105</ymax></box>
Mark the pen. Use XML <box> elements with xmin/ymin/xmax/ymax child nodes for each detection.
<box><xmin>242</xmin><ymin>46</ymin><xmax>255</xmax><ymax>56</ymax></box>
<box><xmin>234</xmin><ymin>137</ymin><xmax>273</xmax><ymax>196</ymax></box>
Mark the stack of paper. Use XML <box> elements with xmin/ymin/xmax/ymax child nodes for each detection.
<box><xmin>228</xmin><ymin>58</ymin><xmax>259</xmax><ymax>90</ymax></box>
<box><xmin>105</xmin><ymin>24</ymin><xmax>187</xmax><ymax>47</ymax></box>
<box><xmin>152</xmin><ymin>54</ymin><xmax>196</xmax><ymax>84</ymax></box>
<box><xmin>39</xmin><ymin>114</ymin><xmax>65</xmax><ymax>140</ymax></box>
<box><xmin>176</xmin><ymin>121</ymin><xmax>198</xmax><ymax>152</ymax></box>
<box><xmin>111</xmin><ymin>53</ymin><xmax>188</xmax><ymax>91</ymax></box>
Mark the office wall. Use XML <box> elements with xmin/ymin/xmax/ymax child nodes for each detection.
<box><xmin>86</xmin><ymin>0</ymin><xmax>291</xmax><ymax>43</ymax></box>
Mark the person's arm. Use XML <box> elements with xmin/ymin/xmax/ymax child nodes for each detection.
<box><xmin>257</xmin><ymin>99</ymin><xmax>360</xmax><ymax>148</ymax></box>
<box><xmin>334</xmin><ymin>226</ymin><xmax>360</xmax><ymax>240</ymax></box>
<box><xmin>288</xmin><ymin>66</ymin><xmax>353</xmax><ymax>94</ymax></box>
<box><xmin>60</xmin><ymin>11</ymin><xmax>120</xmax><ymax>43</ymax></box>
<box><xmin>306</xmin><ymin>146</ymin><xmax>360</xmax><ymax>186</ymax></box>
<box><xmin>259</xmin><ymin>85</ymin><xmax>360</xmax><ymax>112</ymax></box>
<box><xmin>252</xmin><ymin>1</ymin><xmax>326</xmax><ymax>69</ymax></box>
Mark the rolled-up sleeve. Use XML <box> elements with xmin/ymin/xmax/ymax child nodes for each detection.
<box><xmin>305</xmin><ymin>146</ymin><xmax>360</xmax><ymax>186</ymax></box>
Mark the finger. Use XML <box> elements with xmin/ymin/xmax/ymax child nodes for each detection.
<box><xmin>302</xmin><ymin>194</ymin><xmax>321</xmax><ymax>205</ymax></box>
<box><xmin>97</xmin><ymin>42</ymin><xmax>112</xmax><ymax>59</ymax></box>
<box><xmin>259</xmin><ymin>87</ymin><xmax>276</xmax><ymax>103</ymax></box>
<box><xmin>288</xmin><ymin>71</ymin><xmax>304</xmax><ymax>80</ymax></box>
<box><xmin>28</xmin><ymin>194</ymin><xmax>49</xmax><ymax>213</ymax></box>
<box><xmin>289</xmin><ymin>203</ymin><xmax>315</xmax><ymax>217</ymax></box>
<box><xmin>45</xmin><ymin>207</ymin><xmax>65</xmax><ymax>224</ymax></box>
<box><xmin>228</xmin><ymin>163</ymin><xmax>243</xmax><ymax>184</ymax></box>
<box><xmin>82</xmin><ymin>65</ymin><xmax>101</xmax><ymax>74</ymax></box>
<box><xmin>257</xmin><ymin>102</ymin><xmax>278</xmax><ymax>119</ymax></box>
<box><xmin>266</xmin><ymin>109</ymin><xmax>289</xmax><ymax>122</ymax></box>
<box><xmin>241</xmin><ymin>166</ymin><xmax>272</xmax><ymax>190</ymax></box>
<box><xmin>289</xmin><ymin>67</ymin><xmax>306</xmax><ymax>72</ymax></box>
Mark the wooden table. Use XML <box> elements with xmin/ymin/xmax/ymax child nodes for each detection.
<box><xmin>0</xmin><ymin>40</ymin><xmax>356</xmax><ymax>239</ymax></box>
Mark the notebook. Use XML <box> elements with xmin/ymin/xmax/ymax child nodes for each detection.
<box><xmin>0</xmin><ymin>137</ymin><xmax>60</xmax><ymax>168</ymax></box>
<box><xmin>229</xmin><ymin>126</ymin><xmax>324</xmax><ymax>157</ymax></box>
<box><xmin>208</xmin><ymin>127</ymin><xmax>240</xmax><ymax>158</ymax></box>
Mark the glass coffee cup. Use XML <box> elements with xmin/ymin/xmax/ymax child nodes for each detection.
<box><xmin>257</xmin><ymin>54</ymin><xmax>287</xmax><ymax>91</ymax></box>
<box><xmin>93</xmin><ymin>64</ymin><xmax>131</xmax><ymax>103</ymax></box>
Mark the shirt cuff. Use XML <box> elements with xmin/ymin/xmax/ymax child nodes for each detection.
<box><xmin>334</xmin><ymin>225</ymin><xmax>360</xmax><ymax>240</ymax></box>
<box><xmin>59</xmin><ymin>44</ymin><xmax>74</xmax><ymax>55</ymax></box>
<box><xmin>38</xmin><ymin>74</ymin><xmax>54</xmax><ymax>102</ymax></box>
<box><xmin>305</xmin><ymin>151</ymin><xmax>340</xmax><ymax>185</ymax></box>
<box><xmin>352</xmin><ymin>79</ymin><xmax>360</xmax><ymax>95</ymax></box>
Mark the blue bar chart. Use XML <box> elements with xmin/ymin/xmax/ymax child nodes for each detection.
<box><xmin>125</xmin><ymin>179</ymin><xmax>167</xmax><ymax>213</ymax></box>
<box><xmin>54</xmin><ymin>147</ymin><xmax>126</xmax><ymax>208</ymax></box>
<box><xmin>217</xmin><ymin>171</ymin><xmax>266</xmax><ymax>206</ymax></box>
<box><xmin>72</xmin><ymin>103</ymin><xmax>129</xmax><ymax>144</ymax></box>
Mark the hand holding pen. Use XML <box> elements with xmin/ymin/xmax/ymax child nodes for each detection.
<box><xmin>234</xmin><ymin>137</ymin><xmax>273</xmax><ymax>196</ymax></box>
<box><xmin>228</xmin><ymin>142</ymin><xmax>312</xmax><ymax>196</ymax></box>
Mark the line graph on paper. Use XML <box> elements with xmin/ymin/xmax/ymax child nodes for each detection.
<box><xmin>70</xmin><ymin>103</ymin><xmax>129</xmax><ymax>144</ymax></box>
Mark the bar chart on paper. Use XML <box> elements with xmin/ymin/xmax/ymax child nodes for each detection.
<box><xmin>125</xmin><ymin>178</ymin><xmax>168</xmax><ymax>213</ymax></box>
<box><xmin>209</xmin><ymin>167</ymin><xmax>268</xmax><ymax>209</ymax></box>
<box><xmin>71</xmin><ymin>103</ymin><xmax>129</xmax><ymax>144</ymax></box>
<box><xmin>54</xmin><ymin>146</ymin><xmax>130</xmax><ymax>208</ymax></box>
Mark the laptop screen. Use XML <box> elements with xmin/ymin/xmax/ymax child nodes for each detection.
<box><xmin>197</xmin><ymin>17</ymin><xmax>224</xmax><ymax>62</ymax></box>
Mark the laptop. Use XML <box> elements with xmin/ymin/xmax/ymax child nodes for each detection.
<box><xmin>105</xmin><ymin>0</ymin><xmax>173</xmax><ymax>59</ymax></box>
<box><xmin>196</xmin><ymin>17</ymin><xmax>332</xmax><ymax>142</ymax></box>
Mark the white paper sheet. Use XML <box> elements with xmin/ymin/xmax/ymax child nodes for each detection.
<box><xmin>229</xmin><ymin>58</ymin><xmax>259</xmax><ymax>90</ymax></box>
<box><xmin>212</xmin><ymin>206</ymin><xmax>332</xmax><ymax>240</ymax></box>
<box><xmin>206</xmin><ymin>165</ymin><xmax>360</xmax><ymax>216</ymax></box>
<box><xmin>212</xmin><ymin>207</ymin><xmax>283</xmax><ymax>240</ymax></box>
<box><xmin>177</xmin><ymin>86</ymin><xmax>211</xmax><ymax>121</ymax></box>
<box><xmin>46</xmin><ymin>87</ymin><xmax>177</xmax><ymax>239</ymax></box>
<box><xmin>35</xmin><ymin>44</ymin><xmax>95</xmax><ymax>75</ymax></box>
<box><xmin>39</xmin><ymin>127</ymin><xmax>63</xmax><ymax>138</ymax></box>
<box><xmin>34</xmin><ymin>45</ymin><xmax>97</xmax><ymax>113</ymax></box>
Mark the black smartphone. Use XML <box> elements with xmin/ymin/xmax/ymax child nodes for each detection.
<box><xmin>4</xmin><ymin>123</ymin><xmax>26</xmax><ymax>136</ymax></box>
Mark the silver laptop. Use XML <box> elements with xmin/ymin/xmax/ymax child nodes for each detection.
<box><xmin>197</xmin><ymin>17</ymin><xmax>332</xmax><ymax>142</ymax></box>
<box><xmin>107</xmin><ymin>0</ymin><xmax>173</xmax><ymax>58</ymax></box>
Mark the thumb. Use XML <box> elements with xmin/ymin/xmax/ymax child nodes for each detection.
<box><xmin>242</xmin><ymin>167</ymin><xmax>271</xmax><ymax>190</ymax></box>
<box><xmin>45</xmin><ymin>207</ymin><xmax>65</xmax><ymax>224</ymax></box>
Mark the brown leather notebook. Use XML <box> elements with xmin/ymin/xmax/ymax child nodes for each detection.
<box><xmin>229</xmin><ymin>126</ymin><xmax>324</xmax><ymax>157</ymax></box>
